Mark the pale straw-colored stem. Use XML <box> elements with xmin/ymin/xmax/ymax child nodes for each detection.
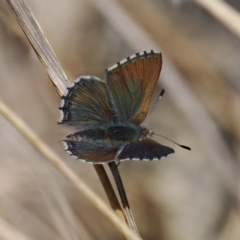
<box><xmin>194</xmin><ymin>0</ymin><xmax>240</xmax><ymax>38</ymax></box>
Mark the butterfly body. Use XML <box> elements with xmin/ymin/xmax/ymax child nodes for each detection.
<box><xmin>59</xmin><ymin>50</ymin><xmax>174</xmax><ymax>164</ymax></box>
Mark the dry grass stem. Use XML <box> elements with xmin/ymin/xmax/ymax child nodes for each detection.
<box><xmin>194</xmin><ymin>0</ymin><xmax>240</xmax><ymax>38</ymax></box>
<box><xmin>93</xmin><ymin>164</ymin><xmax>127</xmax><ymax>223</ymax></box>
<box><xmin>109</xmin><ymin>162</ymin><xmax>141</xmax><ymax>238</ymax></box>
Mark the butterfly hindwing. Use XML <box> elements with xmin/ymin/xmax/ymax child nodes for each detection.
<box><xmin>59</xmin><ymin>76</ymin><xmax>115</xmax><ymax>130</ymax></box>
<box><xmin>63</xmin><ymin>131</ymin><xmax>119</xmax><ymax>163</ymax></box>
<box><xmin>106</xmin><ymin>50</ymin><xmax>162</xmax><ymax>124</ymax></box>
<box><xmin>118</xmin><ymin>139</ymin><xmax>174</xmax><ymax>161</ymax></box>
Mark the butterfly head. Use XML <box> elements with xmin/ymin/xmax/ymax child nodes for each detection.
<box><xmin>139</xmin><ymin>127</ymin><xmax>154</xmax><ymax>141</ymax></box>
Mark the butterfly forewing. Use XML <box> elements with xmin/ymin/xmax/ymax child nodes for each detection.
<box><xmin>106</xmin><ymin>50</ymin><xmax>162</xmax><ymax>124</ymax></box>
<box><xmin>59</xmin><ymin>76</ymin><xmax>115</xmax><ymax>130</ymax></box>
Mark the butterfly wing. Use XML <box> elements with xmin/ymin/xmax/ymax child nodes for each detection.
<box><xmin>59</xmin><ymin>76</ymin><xmax>115</xmax><ymax>130</ymax></box>
<box><xmin>106</xmin><ymin>50</ymin><xmax>162</xmax><ymax>124</ymax></box>
<box><xmin>63</xmin><ymin>133</ymin><xmax>118</xmax><ymax>163</ymax></box>
<box><xmin>118</xmin><ymin>139</ymin><xmax>174</xmax><ymax>161</ymax></box>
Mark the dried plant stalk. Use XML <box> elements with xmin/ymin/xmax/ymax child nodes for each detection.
<box><xmin>109</xmin><ymin>162</ymin><xmax>141</xmax><ymax>238</ymax></box>
<box><xmin>194</xmin><ymin>0</ymin><xmax>240</xmax><ymax>38</ymax></box>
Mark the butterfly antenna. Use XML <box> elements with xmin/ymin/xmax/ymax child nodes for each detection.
<box><xmin>154</xmin><ymin>133</ymin><xmax>191</xmax><ymax>151</ymax></box>
<box><xmin>144</xmin><ymin>89</ymin><xmax>165</xmax><ymax>127</ymax></box>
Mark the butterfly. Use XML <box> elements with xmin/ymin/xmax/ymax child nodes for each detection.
<box><xmin>59</xmin><ymin>50</ymin><xmax>175</xmax><ymax>164</ymax></box>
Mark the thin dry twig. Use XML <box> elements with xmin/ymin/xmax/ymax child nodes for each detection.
<box><xmin>0</xmin><ymin>99</ymin><xmax>141</xmax><ymax>240</ymax></box>
<box><xmin>109</xmin><ymin>162</ymin><xmax>141</xmax><ymax>238</ymax></box>
<box><xmin>194</xmin><ymin>0</ymin><xmax>240</xmax><ymax>38</ymax></box>
<box><xmin>93</xmin><ymin>164</ymin><xmax>128</xmax><ymax>225</ymax></box>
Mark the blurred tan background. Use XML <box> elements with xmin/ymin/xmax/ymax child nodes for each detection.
<box><xmin>0</xmin><ymin>0</ymin><xmax>240</xmax><ymax>239</ymax></box>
